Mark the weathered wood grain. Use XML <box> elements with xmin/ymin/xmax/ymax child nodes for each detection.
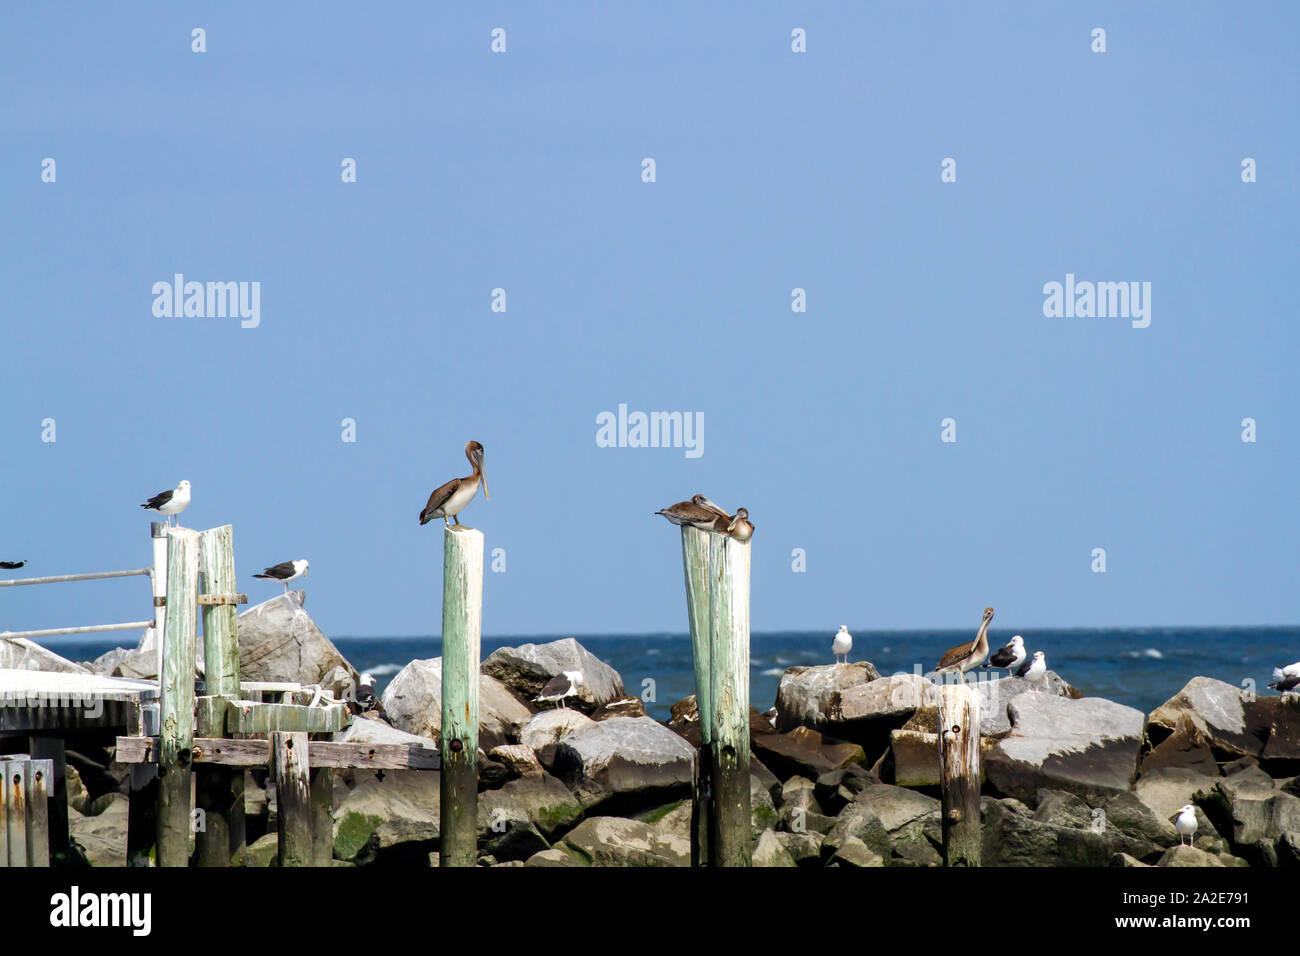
<box><xmin>272</xmin><ymin>732</ymin><xmax>312</xmax><ymax>867</ymax></box>
<box><xmin>157</xmin><ymin>527</ymin><xmax>199</xmax><ymax>868</ymax></box>
<box><xmin>680</xmin><ymin>525</ymin><xmax>714</xmax><ymax>866</ymax></box>
<box><xmin>439</xmin><ymin>526</ymin><xmax>483</xmax><ymax>868</ymax></box>
<box><xmin>115</xmin><ymin>736</ymin><xmax>441</xmax><ymax>770</ymax></box>
<box><xmin>938</xmin><ymin>682</ymin><xmax>981</xmax><ymax>867</ymax></box>
<box><xmin>707</xmin><ymin>533</ymin><xmax>752</xmax><ymax>867</ymax></box>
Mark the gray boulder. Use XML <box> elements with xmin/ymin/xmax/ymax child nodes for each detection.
<box><xmin>556</xmin><ymin>816</ymin><xmax>689</xmax><ymax>866</ymax></box>
<box><xmin>1136</xmin><ymin>767</ymin><xmax>1219</xmax><ymax>822</ymax></box>
<box><xmin>237</xmin><ymin>592</ymin><xmax>357</xmax><ymax>687</ymax></box>
<box><xmin>482</xmin><ymin>638</ymin><xmax>625</xmax><ymax>711</ymax></box>
<box><xmin>1200</xmin><ymin>772</ymin><xmax>1300</xmax><ymax>864</ymax></box>
<box><xmin>773</xmin><ymin>662</ymin><xmax>884</xmax><ymax>732</ymax></box>
<box><xmin>382</xmin><ymin>657</ymin><xmax>534</xmax><ymax>752</ymax></box>
<box><xmin>332</xmin><ymin>770</ymin><xmax>440</xmax><ymax>864</ymax></box>
<box><xmin>1148</xmin><ymin>677</ymin><xmax>1268</xmax><ymax>761</ymax></box>
<box><xmin>753</xmin><ymin>828</ymin><xmax>798</xmax><ymax>867</ymax></box>
<box><xmin>480</xmin><ymin>773</ymin><xmax>584</xmax><ymax>839</ymax></box>
<box><xmin>981</xmin><ymin>797</ymin><xmax>1112</xmax><ymax>867</ymax></box>
<box><xmin>553</xmin><ymin>716</ymin><xmax>695</xmax><ymax>812</ymax></box>
<box><xmin>1</xmin><ymin>638</ymin><xmax>90</xmax><ymax>674</ymax></box>
<box><xmin>971</xmin><ymin>671</ymin><xmax>1081</xmax><ymax>735</ymax></box>
<box><xmin>490</xmin><ymin>744</ymin><xmax>545</xmax><ymax>778</ymax></box>
<box><xmin>519</xmin><ymin>708</ymin><xmax>596</xmax><ymax>751</ymax></box>
<box><xmin>751</xmin><ymin>726</ymin><xmax>866</xmax><ymax>782</ymax></box>
<box><xmin>985</xmin><ymin>695</ymin><xmax>1146</xmax><ymax>803</ymax></box>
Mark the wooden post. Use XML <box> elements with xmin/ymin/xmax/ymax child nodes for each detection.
<box><xmin>271</xmin><ymin>732</ymin><xmax>312</xmax><ymax>867</ymax></box>
<box><xmin>150</xmin><ymin>521</ymin><xmax>169</xmax><ymax>676</ymax></box>
<box><xmin>156</xmin><ymin>527</ymin><xmax>198</xmax><ymax>867</ymax></box>
<box><xmin>707</xmin><ymin>533</ymin><xmax>751</xmax><ymax>867</ymax></box>
<box><xmin>27</xmin><ymin>736</ymin><xmax>67</xmax><ymax>864</ymax></box>
<box><xmin>680</xmin><ymin>526</ymin><xmax>714</xmax><ymax>866</ymax></box>
<box><xmin>310</xmin><ymin>763</ymin><xmax>333</xmax><ymax>866</ymax></box>
<box><xmin>938</xmin><ymin>682</ymin><xmax>981</xmax><ymax>866</ymax></box>
<box><xmin>26</xmin><ymin>758</ymin><xmax>51</xmax><ymax>867</ymax></box>
<box><xmin>439</xmin><ymin>526</ymin><xmax>483</xmax><ymax>868</ymax></box>
<box><xmin>195</xmin><ymin>526</ymin><xmax>240</xmax><ymax>866</ymax></box>
<box><xmin>3</xmin><ymin>760</ymin><xmax>26</xmax><ymax>866</ymax></box>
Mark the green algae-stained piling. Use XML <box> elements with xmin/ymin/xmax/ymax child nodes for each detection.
<box><xmin>707</xmin><ymin>533</ymin><xmax>752</xmax><ymax>867</ymax></box>
<box><xmin>439</xmin><ymin>525</ymin><xmax>483</xmax><ymax>868</ymax></box>
<box><xmin>272</xmin><ymin>732</ymin><xmax>313</xmax><ymax>867</ymax></box>
<box><xmin>938</xmin><ymin>682</ymin><xmax>981</xmax><ymax>867</ymax></box>
<box><xmin>196</xmin><ymin>525</ymin><xmax>240</xmax><ymax>866</ymax></box>
<box><xmin>157</xmin><ymin>527</ymin><xmax>199</xmax><ymax>867</ymax></box>
<box><xmin>680</xmin><ymin>525</ymin><xmax>714</xmax><ymax>866</ymax></box>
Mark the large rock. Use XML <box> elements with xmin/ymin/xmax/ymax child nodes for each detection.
<box><xmin>482</xmin><ymin>638</ymin><xmax>625</xmax><ymax>711</ymax></box>
<box><xmin>972</xmin><ymin>672</ymin><xmax>1081</xmax><ymax>735</ymax></box>
<box><xmin>1140</xmin><ymin>713</ymin><xmax>1220</xmax><ymax>776</ymax></box>
<box><xmin>480</xmin><ymin>773</ymin><xmax>584</xmax><ymax>838</ymax></box>
<box><xmin>985</xmin><ymin>695</ymin><xmax>1146</xmax><ymax>804</ymax></box>
<box><xmin>1</xmin><ymin>638</ymin><xmax>90</xmax><ymax>674</ymax></box>
<box><xmin>753</xmin><ymin>829</ymin><xmax>797</xmax><ymax>867</ymax></box>
<box><xmin>382</xmin><ymin>657</ymin><xmax>533</xmax><ymax>752</ymax></box>
<box><xmin>1148</xmin><ymin>677</ymin><xmax>1272</xmax><ymax>761</ymax></box>
<box><xmin>553</xmin><ymin>716</ymin><xmax>694</xmax><ymax>812</ymax></box>
<box><xmin>1135</xmin><ymin>767</ymin><xmax>1220</xmax><ymax>823</ymax></box>
<box><xmin>335</xmin><ymin>716</ymin><xmax>437</xmax><ymax>749</ymax></box>
<box><xmin>332</xmin><ymin>770</ymin><xmax>440</xmax><ymax>864</ymax></box>
<box><xmin>556</xmin><ymin>816</ymin><xmax>689</xmax><ymax>866</ymax></box>
<box><xmin>1199</xmin><ymin>772</ymin><xmax>1300</xmax><ymax>864</ymax></box>
<box><xmin>886</xmin><ymin>728</ymin><xmax>995</xmax><ymax>788</ymax></box>
<box><xmin>751</xmin><ymin>726</ymin><xmax>866</xmax><ymax>782</ymax></box>
<box><xmin>69</xmin><ymin>793</ymin><xmax>129</xmax><ymax>867</ymax></box>
<box><xmin>519</xmin><ymin>708</ymin><xmax>596</xmax><ymax>751</ymax></box>
<box><xmin>237</xmin><ymin>592</ymin><xmax>357</xmax><ymax>688</ymax></box>
<box><xmin>773</xmin><ymin>662</ymin><xmax>883</xmax><ymax>732</ymax></box>
<box><xmin>981</xmin><ymin>797</ymin><xmax>1113</xmax><ymax>867</ymax></box>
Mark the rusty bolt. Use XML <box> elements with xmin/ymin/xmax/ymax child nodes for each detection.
<box><xmin>449</xmin><ymin>739</ymin><xmax>463</xmax><ymax>754</ymax></box>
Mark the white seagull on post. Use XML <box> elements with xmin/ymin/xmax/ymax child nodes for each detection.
<box><xmin>253</xmin><ymin>559</ymin><xmax>309</xmax><ymax>594</ymax></box>
<box><xmin>831</xmin><ymin>626</ymin><xmax>853</xmax><ymax>664</ymax></box>
<box><xmin>1174</xmin><ymin>804</ymin><xmax>1198</xmax><ymax>847</ymax></box>
<box><xmin>535</xmin><ymin>670</ymin><xmax>583</xmax><ymax>709</ymax></box>
<box><xmin>140</xmin><ymin>480</ymin><xmax>191</xmax><ymax>527</ymax></box>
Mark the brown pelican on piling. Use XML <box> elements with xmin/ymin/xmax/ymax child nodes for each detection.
<box><xmin>420</xmin><ymin>441</ymin><xmax>489</xmax><ymax>527</ymax></box>
<box><xmin>725</xmin><ymin>507</ymin><xmax>754</xmax><ymax>541</ymax></box>
<box><xmin>655</xmin><ymin>495</ymin><xmax>729</xmax><ymax>531</ymax></box>
<box><xmin>933</xmin><ymin>606</ymin><xmax>994</xmax><ymax>684</ymax></box>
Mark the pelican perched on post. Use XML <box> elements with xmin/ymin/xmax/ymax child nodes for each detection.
<box><xmin>984</xmin><ymin>634</ymin><xmax>1026</xmax><ymax>675</ymax></box>
<box><xmin>725</xmin><ymin>507</ymin><xmax>754</xmax><ymax>542</ymax></box>
<box><xmin>140</xmin><ymin>480</ymin><xmax>191</xmax><ymax>527</ymax></box>
<box><xmin>933</xmin><ymin>606</ymin><xmax>994</xmax><ymax>684</ymax></box>
<box><xmin>420</xmin><ymin>441</ymin><xmax>489</xmax><ymax>528</ymax></box>
<box><xmin>655</xmin><ymin>495</ymin><xmax>729</xmax><ymax>531</ymax></box>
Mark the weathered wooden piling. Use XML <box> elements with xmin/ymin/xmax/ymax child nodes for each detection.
<box><xmin>195</xmin><ymin>525</ymin><xmax>241</xmax><ymax>866</ymax></box>
<box><xmin>150</xmin><ymin>521</ymin><xmax>168</xmax><ymax>675</ymax></box>
<box><xmin>680</xmin><ymin>526</ymin><xmax>714</xmax><ymax>866</ymax></box>
<box><xmin>156</xmin><ymin>527</ymin><xmax>198</xmax><ymax>867</ymax></box>
<box><xmin>439</xmin><ymin>526</ymin><xmax>483</xmax><ymax>868</ymax></box>
<box><xmin>271</xmin><ymin>731</ymin><xmax>313</xmax><ymax>867</ymax></box>
<box><xmin>310</xmin><ymin>762</ymin><xmax>333</xmax><ymax>866</ymax></box>
<box><xmin>937</xmin><ymin>682</ymin><xmax>981</xmax><ymax>866</ymax></box>
<box><xmin>707</xmin><ymin>533</ymin><xmax>752</xmax><ymax>867</ymax></box>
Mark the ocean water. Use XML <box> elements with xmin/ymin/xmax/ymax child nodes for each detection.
<box><xmin>51</xmin><ymin>626</ymin><xmax>1298</xmax><ymax>722</ymax></box>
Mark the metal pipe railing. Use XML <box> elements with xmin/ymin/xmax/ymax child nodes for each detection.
<box><xmin>0</xmin><ymin>621</ymin><xmax>156</xmax><ymax>640</ymax></box>
<box><xmin>0</xmin><ymin>567</ymin><xmax>152</xmax><ymax>588</ymax></box>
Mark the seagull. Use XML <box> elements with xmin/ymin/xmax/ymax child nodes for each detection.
<box><xmin>420</xmin><ymin>441</ymin><xmax>489</xmax><ymax>528</ymax></box>
<box><xmin>984</xmin><ymin>634</ymin><xmax>1027</xmax><ymax>674</ymax></box>
<box><xmin>140</xmin><ymin>480</ymin><xmax>191</xmax><ymax>527</ymax></box>
<box><xmin>535</xmin><ymin>670</ymin><xmax>583</xmax><ymax>709</ymax></box>
<box><xmin>831</xmin><ymin>625</ymin><xmax>852</xmax><ymax>664</ymax></box>
<box><xmin>725</xmin><ymin>507</ymin><xmax>755</xmax><ymax>542</ymax></box>
<box><xmin>933</xmin><ymin>607</ymin><xmax>994</xmax><ymax>684</ymax></box>
<box><xmin>1174</xmin><ymin>804</ymin><xmax>1198</xmax><ymax>847</ymax></box>
<box><xmin>655</xmin><ymin>495</ymin><xmax>729</xmax><ymax>531</ymax></box>
<box><xmin>1015</xmin><ymin>650</ymin><xmax>1047</xmax><ymax>692</ymax></box>
<box><xmin>253</xmin><ymin>559</ymin><xmax>309</xmax><ymax>593</ymax></box>
<box><xmin>1269</xmin><ymin>662</ymin><xmax>1300</xmax><ymax>694</ymax></box>
<box><xmin>0</xmin><ymin>561</ymin><xmax>26</xmax><ymax>570</ymax></box>
<box><xmin>355</xmin><ymin>672</ymin><xmax>378</xmax><ymax>712</ymax></box>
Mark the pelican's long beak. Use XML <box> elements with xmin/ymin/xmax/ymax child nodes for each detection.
<box><xmin>478</xmin><ymin>458</ymin><xmax>489</xmax><ymax>500</ymax></box>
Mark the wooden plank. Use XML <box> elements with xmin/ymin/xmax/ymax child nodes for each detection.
<box><xmin>707</xmin><ymin>533</ymin><xmax>752</xmax><ymax>867</ymax></box>
<box><xmin>439</xmin><ymin>525</ymin><xmax>483</xmax><ymax>868</ymax></box>
<box><xmin>680</xmin><ymin>525</ymin><xmax>714</xmax><ymax>866</ymax></box>
<box><xmin>310</xmin><ymin>765</ymin><xmax>333</xmax><ymax>866</ymax></box>
<box><xmin>115</xmin><ymin>736</ymin><xmax>441</xmax><ymax>770</ymax></box>
<box><xmin>272</xmin><ymin>732</ymin><xmax>312</xmax><ymax>867</ymax></box>
<box><xmin>4</xmin><ymin>760</ymin><xmax>27</xmax><ymax>867</ymax></box>
<box><xmin>195</xmin><ymin>593</ymin><xmax>247</xmax><ymax>606</ymax></box>
<box><xmin>157</xmin><ymin>527</ymin><xmax>199</xmax><ymax>868</ymax></box>
<box><xmin>226</xmin><ymin>701</ymin><xmax>347</xmax><ymax>735</ymax></box>
<box><xmin>0</xmin><ymin>758</ymin><xmax>8</xmax><ymax>866</ymax></box>
<box><xmin>938</xmin><ymin>682</ymin><xmax>981</xmax><ymax>867</ymax></box>
<box><xmin>25</xmin><ymin>758</ymin><xmax>51</xmax><ymax>866</ymax></box>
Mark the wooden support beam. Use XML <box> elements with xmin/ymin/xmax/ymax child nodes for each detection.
<box><xmin>196</xmin><ymin>526</ymin><xmax>240</xmax><ymax>867</ymax></box>
<box><xmin>4</xmin><ymin>760</ymin><xmax>27</xmax><ymax>866</ymax></box>
<box><xmin>157</xmin><ymin>527</ymin><xmax>199</xmax><ymax>868</ymax></box>
<box><xmin>25</xmin><ymin>758</ymin><xmax>51</xmax><ymax>867</ymax></box>
<box><xmin>707</xmin><ymin>533</ymin><xmax>752</xmax><ymax>867</ymax></box>
<box><xmin>115</xmin><ymin>736</ymin><xmax>441</xmax><ymax>770</ymax></box>
<box><xmin>439</xmin><ymin>526</ymin><xmax>482</xmax><ymax>868</ymax></box>
<box><xmin>938</xmin><ymin>682</ymin><xmax>981</xmax><ymax>867</ymax></box>
<box><xmin>680</xmin><ymin>526</ymin><xmax>714</xmax><ymax>866</ymax></box>
<box><xmin>225</xmin><ymin>701</ymin><xmax>348</xmax><ymax>735</ymax></box>
<box><xmin>27</xmin><ymin>736</ymin><xmax>67</xmax><ymax>864</ymax></box>
<box><xmin>310</xmin><ymin>765</ymin><xmax>333</xmax><ymax>866</ymax></box>
<box><xmin>272</xmin><ymin>732</ymin><xmax>312</xmax><ymax>867</ymax></box>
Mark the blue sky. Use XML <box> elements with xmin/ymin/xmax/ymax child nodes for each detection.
<box><xmin>1</xmin><ymin>2</ymin><xmax>1296</xmax><ymax>641</ymax></box>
